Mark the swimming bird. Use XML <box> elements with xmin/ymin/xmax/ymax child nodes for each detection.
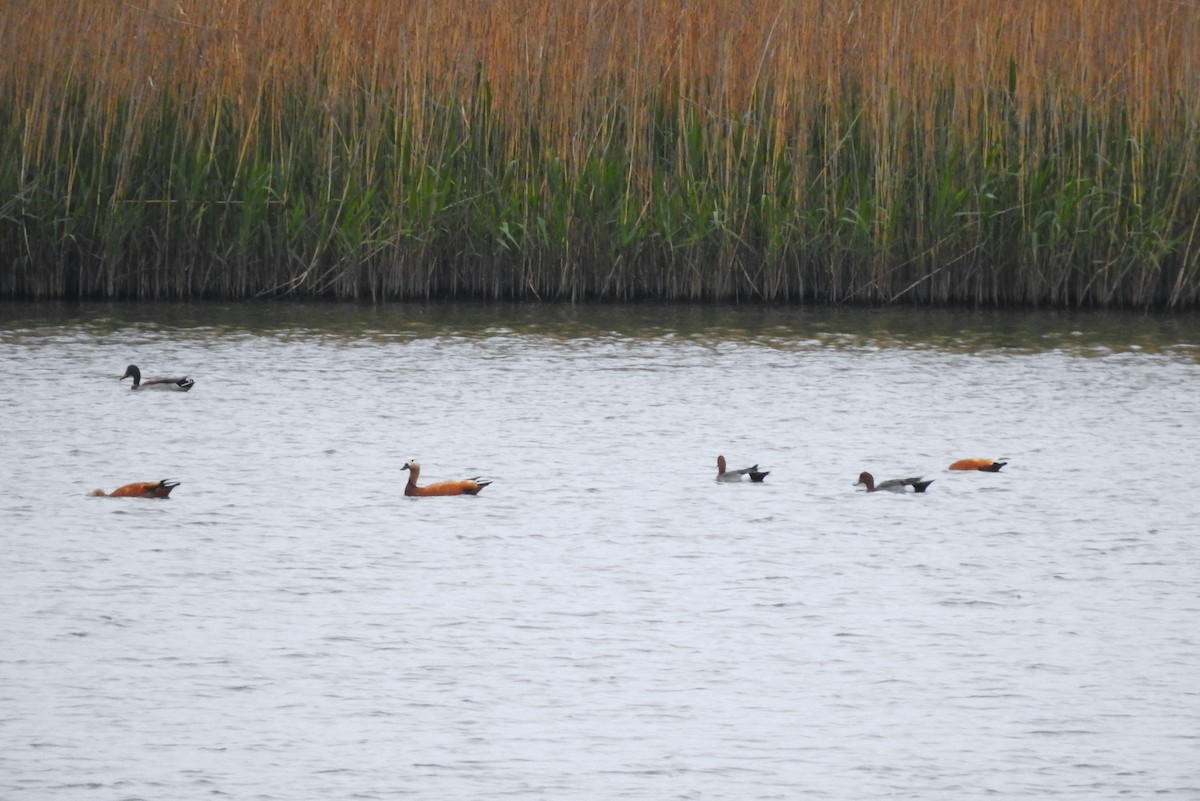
<box><xmin>716</xmin><ymin>455</ymin><xmax>769</xmax><ymax>483</ymax></box>
<box><xmin>949</xmin><ymin>458</ymin><xmax>1008</xmax><ymax>472</ymax></box>
<box><xmin>120</xmin><ymin>365</ymin><xmax>194</xmax><ymax>391</ymax></box>
<box><xmin>855</xmin><ymin>471</ymin><xmax>933</xmax><ymax>493</ymax></box>
<box><xmin>88</xmin><ymin>479</ymin><xmax>180</xmax><ymax>498</ymax></box>
<box><xmin>402</xmin><ymin>459</ymin><xmax>491</xmax><ymax>496</ymax></box>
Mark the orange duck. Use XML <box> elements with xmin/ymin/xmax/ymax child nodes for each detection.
<box><xmin>89</xmin><ymin>479</ymin><xmax>180</xmax><ymax>498</ymax></box>
<box><xmin>402</xmin><ymin>459</ymin><xmax>491</xmax><ymax>497</ymax></box>
<box><xmin>948</xmin><ymin>458</ymin><xmax>1008</xmax><ymax>472</ymax></box>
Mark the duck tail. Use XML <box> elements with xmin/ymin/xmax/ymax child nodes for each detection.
<box><xmin>913</xmin><ymin>479</ymin><xmax>934</xmax><ymax>493</ymax></box>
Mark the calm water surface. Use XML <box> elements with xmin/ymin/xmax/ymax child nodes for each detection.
<box><xmin>2</xmin><ymin>302</ymin><xmax>1198</xmax><ymax>800</ymax></box>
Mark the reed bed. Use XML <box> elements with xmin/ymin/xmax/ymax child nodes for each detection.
<box><xmin>2</xmin><ymin>0</ymin><xmax>1199</xmax><ymax>306</ymax></box>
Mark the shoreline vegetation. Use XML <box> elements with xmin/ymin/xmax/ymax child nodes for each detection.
<box><xmin>2</xmin><ymin>1</ymin><xmax>1199</xmax><ymax>307</ymax></box>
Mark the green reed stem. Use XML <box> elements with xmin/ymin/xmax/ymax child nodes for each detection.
<box><xmin>2</xmin><ymin>15</ymin><xmax>1198</xmax><ymax>307</ymax></box>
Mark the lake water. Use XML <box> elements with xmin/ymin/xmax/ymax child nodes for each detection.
<box><xmin>2</xmin><ymin>301</ymin><xmax>1198</xmax><ymax>800</ymax></box>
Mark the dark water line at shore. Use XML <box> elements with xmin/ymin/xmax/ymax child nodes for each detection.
<box><xmin>3</xmin><ymin>300</ymin><xmax>1199</xmax><ymax>361</ymax></box>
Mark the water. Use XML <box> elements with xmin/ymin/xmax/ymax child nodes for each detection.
<box><xmin>2</xmin><ymin>302</ymin><xmax>1199</xmax><ymax>800</ymax></box>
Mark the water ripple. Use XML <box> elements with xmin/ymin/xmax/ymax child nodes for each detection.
<box><xmin>2</xmin><ymin>306</ymin><xmax>1199</xmax><ymax>800</ymax></box>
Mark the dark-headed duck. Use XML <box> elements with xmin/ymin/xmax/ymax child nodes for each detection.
<box><xmin>856</xmin><ymin>471</ymin><xmax>933</xmax><ymax>493</ymax></box>
<box><xmin>121</xmin><ymin>365</ymin><xmax>194</xmax><ymax>392</ymax></box>
<box><xmin>716</xmin><ymin>455</ymin><xmax>769</xmax><ymax>483</ymax></box>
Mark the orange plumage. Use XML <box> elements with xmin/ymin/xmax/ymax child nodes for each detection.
<box><xmin>90</xmin><ymin>479</ymin><xmax>179</xmax><ymax>498</ymax></box>
<box><xmin>402</xmin><ymin>459</ymin><xmax>490</xmax><ymax>497</ymax></box>
<box><xmin>948</xmin><ymin>458</ymin><xmax>1007</xmax><ymax>472</ymax></box>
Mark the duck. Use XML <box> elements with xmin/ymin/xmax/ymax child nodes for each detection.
<box><xmin>401</xmin><ymin>459</ymin><xmax>491</xmax><ymax>496</ymax></box>
<box><xmin>88</xmin><ymin>479</ymin><xmax>180</xmax><ymax>498</ymax></box>
<box><xmin>120</xmin><ymin>365</ymin><xmax>194</xmax><ymax>391</ymax></box>
<box><xmin>716</xmin><ymin>455</ymin><xmax>769</xmax><ymax>483</ymax></box>
<box><xmin>949</xmin><ymin>458</ymin><xmax>1008</xmax><ymax>472</ymax></box>
<box><xmin>855</xmin><ymin>471</ymin><xmax>933</xmax><ymax>493</ymax></box>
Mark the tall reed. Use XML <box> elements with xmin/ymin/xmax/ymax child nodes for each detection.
<box><xmin>2</xmin><ymin>0</ymin><xmax>1198</xmax><ymax>306</ymax></box>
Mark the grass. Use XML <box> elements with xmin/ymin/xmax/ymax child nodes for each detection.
<box><xmin>1</xmin><ymin>0</ymin><xmax>1199</xmax><ymax>307</ymax></box>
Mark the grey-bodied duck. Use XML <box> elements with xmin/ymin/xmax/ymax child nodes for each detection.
<box><xmin>856</xmin><ymin>471</ymin><xmax>933</xmax><ymax>493</ymax></box>
<box><xmin>716</xmin><ymin>455</ymin><xmax>769</xmax><ymax>483</ymax></box>
<box><xmin>121</xmin><ymin>365</ymin><xmax>194</xmax><ymax>391</ymax></box>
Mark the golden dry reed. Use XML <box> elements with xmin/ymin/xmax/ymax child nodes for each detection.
<box><xmin>2</xmin><ymin>0</ymin><xmax>1199</xmax><ymax>306</ymax></box>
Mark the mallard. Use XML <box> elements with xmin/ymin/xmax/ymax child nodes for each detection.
<box><xmin>716</xmin><ymin>455</ymin><xmax>769</xmax><ymax>482</ymax></box>
<box><xmin>120</xmin><ymin>365</ymin><xmax>194</xmax><ymax>391</ymax></box>
<box><xmin>855</xmin><ymin>471</ymin><xmax>933</xmax><ymax>493</ymax></box>
<box><xmin>88</xmin><ymin>479</ymin><xmax>180</xmax><ymax>498</ymax></box>
<box><xmin>402</xmin><ymin>459</ymin><xmax>491</xmax><ymax>496</ymax></box>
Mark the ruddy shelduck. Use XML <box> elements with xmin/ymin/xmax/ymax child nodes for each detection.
<box><xmin>856</xmin><ymin>471</ymin><xmax>933</xmax><ymax>493</ymax></box>
<box><xmin>402</xmin><ymin>459</ymin><xmax>491</xmax><ymax>496</ymax></box>
<box><xmin>121</xmin><ymin>364</ymin><xmax>194</xmax><ymax>391</ymax></box>
<box><xmin>716</xmin><ymin>455</ymin><xmax>769</xmax><ymax>483</ymax></box>
<box><xmin>89</xmin><ymin>479</ymin><xmax>180</xmax><ymax>498</ymax></box>
<box><xmin>948</xmin><ymin>458</ymin><xmax>1008</xmax><ymax>472</ymax></box>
